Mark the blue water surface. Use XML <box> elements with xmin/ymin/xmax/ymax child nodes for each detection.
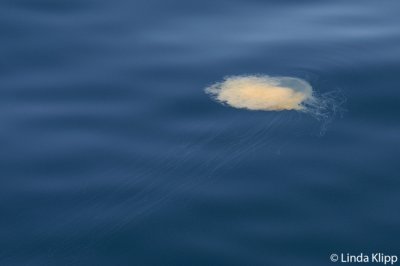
<box><xmin>1</xmin><ymin>0</ymin><xmax>400</xmax><ymax>265</ymax></box>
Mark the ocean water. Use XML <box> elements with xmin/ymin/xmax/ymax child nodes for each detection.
<box><xmin>1</xmin><ymin>0</ymin><xmax>400</xmax><ymax>265</ymax></box>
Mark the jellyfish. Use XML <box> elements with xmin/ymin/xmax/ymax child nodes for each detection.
<box><xmin>205</xmin><ymin>75</ymin><xmax>344</xmax><ymax>133</ymax></box>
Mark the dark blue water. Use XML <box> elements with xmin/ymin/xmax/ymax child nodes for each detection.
<box><xmin>1</xmin><ymin>0</ymin><xmax>400</xmax><ymax>265</ymax></box>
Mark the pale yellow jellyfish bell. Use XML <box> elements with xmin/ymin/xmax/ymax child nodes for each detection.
<box><xmin>205</xmin><ymin>75</ymin><xmax>315</xmax><ymax>111</ymax></box>
<box><xmin>205</xmin><ymin>74</ymin><xmax>345</xmax><ymax>135</ymax></box>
